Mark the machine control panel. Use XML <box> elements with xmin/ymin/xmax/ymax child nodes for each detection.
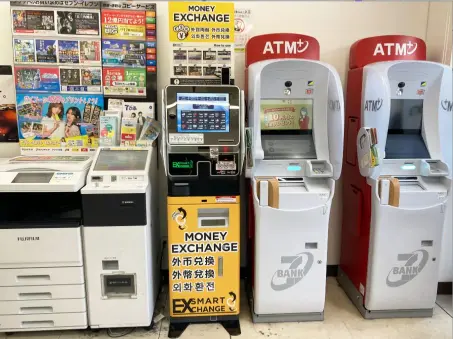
<box><xmin>90</xmin><ymin>175</ymin><xmax>145</xmax><ymax>183</ymax></box>
<box><xmin>169</xmin><ymin>153</ymin><xmax>239</xmax><ymax>177</ymax></box>
<box><xmin>307</xmin><ymin>160</ymin><xmax>333</xmax><ymax>177</ymax></box>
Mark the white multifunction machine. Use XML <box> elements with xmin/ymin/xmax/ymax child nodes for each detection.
<box><xmin>248</xmin><ymin>59</ymin><xmax>344</xmax><ymax>322</ymax></box>
<box><xmin>81</xmin><ymin>147</ymin><xmax>159</xmax><ymax>329</ymax></box>
<box><xmin>0</xmin><ymin>155</ymin><xmax>92</xmax><ymax>332</ymax></box>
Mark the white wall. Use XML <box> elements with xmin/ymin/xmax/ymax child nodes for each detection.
<box><xmin>0</xmin><ymin>2</ymin><xmax>451</xmax><ymax>272</ymax></box>
<box><xmin>425</xmin><ymin>2</ymin><xmax>453</xmax><ymax>283</ymax></box>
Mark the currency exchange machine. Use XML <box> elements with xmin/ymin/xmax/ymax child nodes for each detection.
<box><xmin>246</xmin><ymin>33</ymin><xmax>344</xmax><ymax>322</ymax></box>
<box><xmin>163</xmin><ymin>86</ymin><xmax>244</xmax><ymax>338</ymax></box>
<box><xmin>338</xmin><ymin>35</ymin><xmax>453</xmax><ymax>318</ymax></box>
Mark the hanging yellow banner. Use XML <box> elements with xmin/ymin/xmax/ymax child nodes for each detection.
<box><xmin>168</xmin><ymin>2</ymin><xmax>234</xmax><ymax>43</ymax></box>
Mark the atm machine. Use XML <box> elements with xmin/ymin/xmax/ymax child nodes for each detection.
<box><xmin>163</xmin><ymin>86</ymin><xmax>244</xmax><ymax>338</ymax></box>
<box><xmin>81</xmin><ymin>147</ymin><xmax>159</xmax><ymax>329</ymax></box>
<box><xmin>338</xmin><ymin>35</ymin><xmax>452</xmax><ymax>318</ymax></box>
<box><xmin>0</xmin><ymin>155</ymin><xmax>92</xmax><ymax>332</ymax></box>
<box><xmin>246</xmin><ymin>34</ymin><xmax>344</xmax><ymax>322</ymax></box>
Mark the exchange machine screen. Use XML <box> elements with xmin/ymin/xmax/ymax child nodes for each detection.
<box><xmin>176</xmin><ymin>93</ymin><xmax>230</xmax><ymax>133</ymax></box>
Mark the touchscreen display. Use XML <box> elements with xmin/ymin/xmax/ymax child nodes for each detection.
<box><xmin>260</xmin><ymin>99</ymin><xmax>313</xmax><ymax>131</ymax></box>
<box><xmin>386</xmin><ymin>99</ymin><xmax>430</xmax><ymax>159</ymax></box>
<box><xmin>260</xmin><ymin>99</ymin><xmax>316</xmax><ymax>159</ymax></box>
<box><xmin>176</xmin><ymin>93</ymin><xmax>230</xmax><ymax>133</ymax></box>
<box><xmin>93</xmin><ymin>150</ymin><xmax>148</xmax><ymax>171</ymax></box>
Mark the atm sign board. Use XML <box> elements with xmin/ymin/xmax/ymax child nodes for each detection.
<box><xmin>167</xmin><ymin>196</ymin><xmax>240</xmax><ymax>317</ymax></box>
<box><xmin>245</xmin><ymin>33</ymin><xmax>320</xmax><ymax>68</ymax></box>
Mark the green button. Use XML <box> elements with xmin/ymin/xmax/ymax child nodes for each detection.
<box><xmin>146</xmin><ymin>17</ymin><xmax>155</xmax><ymax>24</ymax></box>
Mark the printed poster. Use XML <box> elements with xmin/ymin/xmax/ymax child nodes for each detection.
<box><xmin>14</xmin><ymin>39</ymin><xmax>36</xmax><ymax>63</ymax></box>
<box><xmin>80</xmin><ymin>40</ymin><xmax>101</xmax><ymax>64</ymax></box>
<box><xmin>103</xmin><ymin>67</ymin><xmax>146</xmax><ymax>97</ymax></box>
<box><xmin>58</xmin><ymin>40</ymin><xmax>80</xmax><ymax>63</ymax></box>
<box><xmin>60</xmin><ymin>67</ymin><xmax>102</xmax><ymax>93</ymax></box>
<box><xmin>36</xmin><ymin>39</ymin><xmax>57</xmax><ymax>63</ymax></box>
<box><xmin>57</xmin><ymin>11</ymin><xmax>100</xmax><ymax>36</ymax></box>
<box><xmin>0</xmin><ymin>71</ymin><xmax>18</xmax><ymax>142</ymax></box>
<box><xmin>15</xmin><ymin>66</ymin><xmax>60</xmax><ymax>92</ymax></box>
<box><xmin>102</xmin><ymin>39</ymin><xmax>146</xmax><ymax>67</ymax></box>
<box><xmin>12</xmin><ymin>9</ymin><xmax>55</xmax><ymax>34</ymax></box>
<box><xmin>0</xmin><ymin>104</ymin><xmax>19</xmax><ymax>142</ymax></box>
<box><xmin>16</xmin><ymin>93</ymin><xmax>103</xmax><ymax>151</ymax></box>
<box><xmin>168</xmin><ymin>2</ymin><xmax>235</xmax><ymax>85</ymax></box>
<box><xmin>101</xmin><ymin>10</ymin><xmax>146</xmax><ymax>41</ymax></box>
<box><xmin>234</xmin><ymin>8</ymin><xmax>253</xmax><ymax>52</ymax></box>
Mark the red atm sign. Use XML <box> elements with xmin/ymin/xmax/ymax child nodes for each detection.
<box><xmin>349</xmin><ymin>35</ymin><xmax>426</xmax><ymax>69</ymax></box>
<box><xmin>245</xmin><ymin>33</ymin><xmax>320</xmax><ymax>67</ymax></box>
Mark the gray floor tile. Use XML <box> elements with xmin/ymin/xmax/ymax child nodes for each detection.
<box><xmin>436</xmin><ymin>294</ymin><xmax>453</xmax><ymax>317</ymax></box>
<box><xmin>2</xmin><ymin>278</ymin><xmax>451</xmax><ymax>339</ymax></box>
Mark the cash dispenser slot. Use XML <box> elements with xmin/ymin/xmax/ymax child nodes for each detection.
<box><xmin>307</xmin><ymin>160</ymin><xmax>333</xmax><ymax>177</ymax></box>
<box><xmin>421</xmin><ymin>160</ymin><xmax>449</xmax><ymax>177</ymax></box>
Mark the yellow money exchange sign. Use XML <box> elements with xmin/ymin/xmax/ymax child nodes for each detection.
<box><xmin>169</xmin><ymin>2</ymin><xmax>234</xmax><ymax>43</ymax></box>
<box><xmin>168</xmin><ymin>196</ymin><xmax>240</xmax><ymax>317</ymax></box>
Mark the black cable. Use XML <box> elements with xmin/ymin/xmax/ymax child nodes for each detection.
<box><xmin>107</xmin><ymin>327</ymin><xmax>136</xmax><ymax>338</ymax></box>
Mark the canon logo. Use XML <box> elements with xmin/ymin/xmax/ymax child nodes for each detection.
<box><xmin>17</xmin><ymin>237</ymin><xmax>39</xmax><ymax>242</ymax></box>
<box><xmin>373</xmin><ymin>41</ymin><xmax>418</xmax><ymax>56</ymax></box>
<box><xmin>263</xmin><ymin>39</ymin><xmax>309</xmax><ymax>55</ymax></box>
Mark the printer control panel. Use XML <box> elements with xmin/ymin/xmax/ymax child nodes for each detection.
<box><xmin>90</xmin><ymin>175</ymin><xmax>145</xmax><ymax>184</ymax></box>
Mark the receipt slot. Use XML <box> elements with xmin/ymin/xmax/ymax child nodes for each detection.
<box><xmin>245</xmin><ymin>34</ymin><xmax>344</xmax><ymax>323</ymax></box>
<box><xmin>338</xmin><ymin>35</ymin><xmax>453</xmax><ymax>319</ymax></box>
<box><xmin>162</xmin><ymin>86</ymin><xmax>244</xmax><ymax>338</ymax></box>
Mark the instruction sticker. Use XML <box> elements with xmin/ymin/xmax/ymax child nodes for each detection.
<box><xmin>169</xmin><ymin>133</ymin><xmax>204</xmax><ymax>144</ymax></box>
<box><xmin>215</xmin><ymin>196</ymin><xmax>237</xmax><ymax>203</ymax></box>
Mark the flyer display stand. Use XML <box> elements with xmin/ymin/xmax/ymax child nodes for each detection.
<box><xmin>10</xmin><ymin>0</ymin><xmax>103</xmax><ymax>154</ymax></box>
<box><xmin>101</xmin><ymin>1</ymin><xmax>157</xmax><ymax>108</ymax></box>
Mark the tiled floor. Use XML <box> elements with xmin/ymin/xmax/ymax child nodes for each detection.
<box><xmin>1</xmin><ymin>278</ymin><xmax>451</xmax><ymax>339</ymax></box>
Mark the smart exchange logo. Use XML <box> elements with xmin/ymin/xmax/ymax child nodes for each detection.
<box><xmin>386</xmin><ymin>249</ymin><xmax>429</xmax><ymax>287</ymax></box>
<box><xmin>270</xmin><ymin>252</ymin><xmax>314</xmax><ymax>291</ymax></box>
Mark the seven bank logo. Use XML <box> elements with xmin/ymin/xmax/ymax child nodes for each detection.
<box><xmin>441</xmin><ymin>99</ymin><xmax>453</xmax><ymax>112</ymax></box>
<box><xmin>270</xmin><ymin>252</ymin><xmax>314</xmax><ymax>291</ymax></box>
<box><xmin>386</xmin><ymin>249</ymin><xmax>429</xmax><ymax>287</ymax></box>
<box><xmin>364</xmin><ymin>98</ymin><xmax>383</xmax><ymax>112</ymax></box>
<box><xmin>263</xmin><ymin>39</ymin><xmax>309</xmax><ymax>55</ymax></box>
<box><xmin>373</xmin><ymin>41</ymin><xmax>418</xmax><ymax>56</ymax></box>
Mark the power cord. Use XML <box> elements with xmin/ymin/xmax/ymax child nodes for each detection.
<box><xmin>107</xmin><ymin>327</ymin><xmax>136</xmax><ymax>338</ymax></box>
